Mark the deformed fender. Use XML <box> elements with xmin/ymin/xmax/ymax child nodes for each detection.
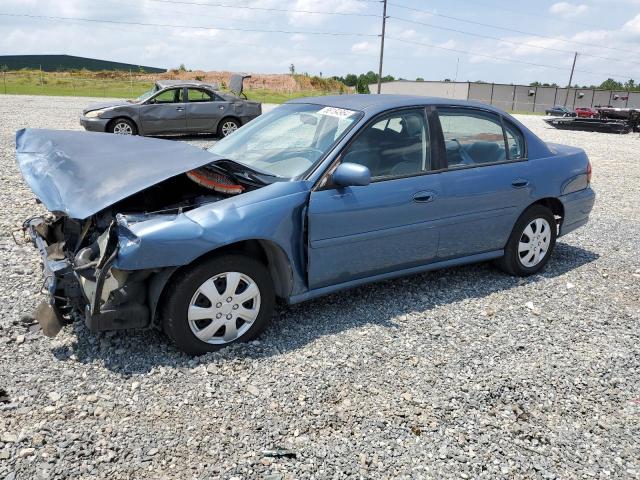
<box><xmin>147</xmin><ymin>266</ymin><xmax>179</xmax><ymax>326</ymax></box>
<box><xmin>114</xmin><ymin>181</ymin><xmax>313</xmax><ymax>298</ymax></box>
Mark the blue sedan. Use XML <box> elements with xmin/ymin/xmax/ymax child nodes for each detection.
<box><xmin>17</xmin><ymin>95</ymin><xmax>595</xmax><ymax>354</ymax></box>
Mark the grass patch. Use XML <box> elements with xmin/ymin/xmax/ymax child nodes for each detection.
<box><xmin>244</xmin><ymin>89</ymin><xmax>337</xmax><ymax>104</ymax></box>
<box><xmin>0</xmin><ymin>71</ymin><xmax>342</xmax><ymax>103</ymax></box>
<box><xmin>1</xmin><ymin>72</ymin><xmax>153</xmax><ymax>98</ymax></box>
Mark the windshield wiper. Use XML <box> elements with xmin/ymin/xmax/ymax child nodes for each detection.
<box><xmin>223</xmin><ymin>158</ymin><xmax>280</xmax><ymax>177</ymax></box>
<box><xmin>205</xmin><ymin>159</ymin><xmax>281</xmax><ymax>186</ymax></box>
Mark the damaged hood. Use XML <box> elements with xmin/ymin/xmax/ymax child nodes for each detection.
<box><xmin>16</xmin><ymin>129</ymin><xmax>223</xmax><ymax>219</ymax></box>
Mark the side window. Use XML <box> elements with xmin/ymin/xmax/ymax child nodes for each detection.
<box><xmin>341</xmin><ymin>109</ymin><xmax>430</xmax><ymax>179</ymax></box>
<box><xmin>438</xmin><ymin>109</ymin><xmax>507</xmax><ymax>168</ymax></box>
<box><xmin>188</xmin><ymin>88</ymin><xmax>213</xmax><ymax>102</ymax></box>
<box><xmin>504</xmin><ymin>121</ymin><xmax>525</xmax><ymax>159</ymax></box>
<box><xmin>153</xmin><ymin>89</ymin><xmax>179</xmax><ymax>104</ymax></box>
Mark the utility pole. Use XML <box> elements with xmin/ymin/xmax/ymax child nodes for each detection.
<box><xmin>564</xmin><ymin>52</ymin><xmax>578</xmax><ymax>106</ymax></box>
<box><xmin>376</xmin><ymin>0</ymin><xmax>388</xmax><ymax>94</ymax></box>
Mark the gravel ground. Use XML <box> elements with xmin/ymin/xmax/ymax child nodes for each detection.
<box><xmin>0</xmin><ymin>95</ymin><xmax>638</xmax><ymax>480</ymax></box>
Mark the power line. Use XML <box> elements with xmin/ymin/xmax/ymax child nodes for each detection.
<box><xmin>0</xmin><ymin>12</ymin><xmax>379</xmax><ymax>37</ymax></box>
<box><xmin>387</xmin><ymin>36</ymin><xmax>573</xmax><ymax>71</ymax></box>
<box><xmin>148</xmin><ymin>0</ymin><xmax>382</xmax><ymax>17</ymax></box>
<box><xmin>386</xmin><ymin>37</ymin><xmax>635</xmax><ymax>81</ymax></box>
<box><xmin>389</xmin><ymin>16</ymin><xmax>640</xmax><ymax>69</ymax></box>
<box><xmin>387</xmin><ymin>1</ymin><xmax>640</xmax><ymax>57</ymax></box>
<box><xmin>457</xmin><ymin>0</ymin><xmax>605</xmax><ymax>31</ymax></box>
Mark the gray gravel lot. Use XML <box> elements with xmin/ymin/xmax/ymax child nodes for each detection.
<box><xmin>0</xmin><ymin>95</ymin><xmax>639</xmax><ymax>479</ymax></box>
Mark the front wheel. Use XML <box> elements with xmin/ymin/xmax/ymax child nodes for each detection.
<box><xmin>496</xmin><ymin>205</ymin><xmax>557</xmax><ymax>276</ymax></box>
<box><xmin>217</xmin><ymin>118</ymin><xmax>240</xmax><ymax>137</ymax></box>
<box><xmin>161</xmin><ymin>255</ymin><xmax>275</xmax><ymax>355</ymax></box>
<box><xmin>108</xmin><ymin>118</ymin><xmax>137</xmax><ymax>135</ymax></box>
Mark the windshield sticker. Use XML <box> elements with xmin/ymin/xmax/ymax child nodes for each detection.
<box><xmin>317</xmin><ymin>107</ymin><xmax>357</xmax><ymax>119</ymax></box>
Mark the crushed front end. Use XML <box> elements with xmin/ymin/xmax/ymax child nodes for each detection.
<box><xmin>23</xmin><ymin>214</ymin><xmax>151</xmax><ymax>337</ymax></box>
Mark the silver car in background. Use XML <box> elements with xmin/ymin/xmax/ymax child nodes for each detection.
<box><xmin>80</xmin><ymin>74</ymin><xmax>261</xmax><ymax>137</ymax></box>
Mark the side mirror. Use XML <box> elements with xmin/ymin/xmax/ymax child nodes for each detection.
<box><xmin>332</xmin><ymin>162</ymin><xmax>371</xmax><ymax>187</ymax></box>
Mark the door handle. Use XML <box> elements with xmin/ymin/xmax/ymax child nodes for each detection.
<box><xmin>176</xmin><ymin>107</ymin><xmax>184</xmax><ymax>111</ymax></box>
<box><xmin>218</xmin><ymin>106</ymin><xmax>225</xmax><ymax>110</ymax></box>
<box><xmin>511</xmin><ymin>179</ymin><xmax>529</xmax><ymax>188</ymax></box>
<box><xmin>413</xmin><ymin>191</ymin><xmax>436</xmax><ymax>203</ymax></box>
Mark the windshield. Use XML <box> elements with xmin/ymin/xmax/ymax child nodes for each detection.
<box><xmin>136</xmin><ymin>85</ymin><xmax>159</xmax><ymax>102</ymax></box>
<box><xmin>208</xmin><ymin>103</ymin><xmax>362</xmax><ymax>179</ymax></box>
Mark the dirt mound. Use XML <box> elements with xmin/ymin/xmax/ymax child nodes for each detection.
<box><xmin>153</xmin><ymin>70</ymin><xmax>344</xmax><ymax>92</ymax></box>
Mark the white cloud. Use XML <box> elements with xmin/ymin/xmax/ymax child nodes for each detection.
<box><xmin>549</xmin><ymin>2</ymin><xmax>589</xmax><ymax>16</ymax></box>
<box><xmin>623</xmin><ymin>14</ymin><xmax>640</xmax><ymax>35</ymax></box>
<box><xmin>350</xmin><ymin>41</ymin><xmax>377</xmax><ymax>54</ymax></box>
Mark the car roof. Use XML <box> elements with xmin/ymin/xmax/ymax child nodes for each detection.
<box><xmin>287</xmin><ymin>94</ymin><xmax>514</xmax><ymax>116</ymax></box>
<box><xmin>155</xmin><ymin>79</ymin><xmax>219</xmax><ymax>90</ymax></box>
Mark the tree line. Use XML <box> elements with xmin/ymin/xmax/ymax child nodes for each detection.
<box><xmin>331</xmin><ymin>71</ymin><xmax>396</xmax><ymax>93</ymax></box>
<box><xmin>530</xmin><ymin>78</ymin><xmax>639</xmax><ymax>92</ymax></box>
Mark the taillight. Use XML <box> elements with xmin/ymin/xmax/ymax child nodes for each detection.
<box><xmin>587</xmin><ymin>161</ymin><xmax>592</xmax><ymax>184</ymax></box>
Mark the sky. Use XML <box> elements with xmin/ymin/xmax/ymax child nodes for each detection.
<box><xmin>1</xmin><ymin>0</ymin><xmax>640</xmax><ymax>86</ymax></box>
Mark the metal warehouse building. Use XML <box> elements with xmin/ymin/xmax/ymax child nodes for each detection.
<box><xmin>371</xmin><ymin>80</ymin><xmax>640</xmax><ymax>112</ymax></box>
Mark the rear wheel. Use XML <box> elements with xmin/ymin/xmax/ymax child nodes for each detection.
<box><xmin>497</xmin><ymin>205</ymin><xmax>557</xmax><ymax>276</ymax></box>
<box><xmin>218</xmin><ymin>118</ymin><xmax>240</xmax><ymax>137</ymax></box>
<box><xmin>161</xmin><ymin>254</ymin><xmax>275</xmax><ymax>355</ymax></box>
<box><xmin>108</xmin><ymin>118</ymin><xmax>137</xmax><ymax>135</ymax></box>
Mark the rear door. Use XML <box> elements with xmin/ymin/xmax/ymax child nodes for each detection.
<box><xmin>307</xmin><ymin>107</ymin><xmax>443</xmax><ymax>289</ymax></box>
<box><xmin>185</xmin><ymin>88</ymin><xmax>228</xmax><ymax>132</ymax></box>
<box><xmin>433</xmin><ymin>107</ymin><xmax>531</xmax><ymax>258</ymax></box>
<box><xmin>139</xmin><ymin>88</ymin><xmax>187</xmax><ymax>134</ymax></box>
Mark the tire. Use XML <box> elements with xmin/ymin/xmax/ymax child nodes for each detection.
<box><xmin>108</xmin><ymin>117</ymin><xmax>137</xmax><ymax>135</ymax></box>
<box><xmin>217</xmin><ymin>117</ymin><xmax>240</xmax><ymax>137</ymax></box>
<box><xmin>161</xmin><ymin>254</ymin><xmax>275</xmax><ymax>355</ymax></box>
<box><xmin>496</xmin><ymin>205</ymin><xmax>557</xmax><ymax>276</ymax></box>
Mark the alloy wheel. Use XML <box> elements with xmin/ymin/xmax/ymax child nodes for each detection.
<box><xmin>518</xmin><ymin>218</ymin><xmax>552</xmax><ymax>268</ymax></box>
<box><xmin>221</xmin><ymin>121</ymin><xmax>238</xmax><ymax>136</ymax></box>
<box><xmin>113</xmin><ymin>122</ymin><xmax>133</xmax><ymax>135</ymax></box>
<box><xmin>187</xmin><ymin>271</ymin><xmax>261</xmax><ymax>344</ymax></box>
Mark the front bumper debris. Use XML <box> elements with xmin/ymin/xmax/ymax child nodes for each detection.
<box><xmin>35</xmin><ymin>300</ymin><xmax>65</xmax><ymax>337</ymax></box>
<box><xmin>24</xmin><ymin>216</ymin><xmax>151</xmax><ymax>337</ymax></box>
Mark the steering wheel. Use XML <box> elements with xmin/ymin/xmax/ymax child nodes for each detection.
<box><xmin>279</xmin><ymin>147</ymin><xmax>324</xmax><ymax>161</ymax></box>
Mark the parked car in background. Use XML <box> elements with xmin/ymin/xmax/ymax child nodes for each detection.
<box><xmin>80</xmin><ymin>74</ymin><xmax>261</xmax><ymax>137</ymax></box>
<box><xmin>575</xmin><ymin>107</ymin><xmax>598</xmax><ymax>118</ymax></box>
<box><xmin>545</xmin><ymin>106</ymin><xmax>576</xmax><ymax>117</ymax></box>
<box><xmin>18</xmin><ymin>95</ymin><xmax>595</xmax><ymax>354</ymax></box>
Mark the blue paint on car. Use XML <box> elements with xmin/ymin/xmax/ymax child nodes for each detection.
<box><xmin>17</xmin><ymin>94</ymin><xmax>595</xmax><ymax>353</ymax></box>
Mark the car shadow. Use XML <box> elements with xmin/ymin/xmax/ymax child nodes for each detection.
<box><xmin>50</xmin><ymin>242</ymin><xmax>599</xmax><ymax>375</ymax></box>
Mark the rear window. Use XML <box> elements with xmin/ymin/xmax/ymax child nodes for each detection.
<box><xmin>438</xmin><ymin>108</ymin><xmax>526</xmax><ymax>168</ymax></box>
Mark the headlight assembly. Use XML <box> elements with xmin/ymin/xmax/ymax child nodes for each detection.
<box><xmin>85</xmin><ymin>109</ymin><xmax>106</xmax><ymax>118</ymax></box>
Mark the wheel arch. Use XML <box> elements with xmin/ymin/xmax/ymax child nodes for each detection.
<box><xmin>149</xmin><ymin>238</ymin><xmax>293</xmax><ymax>324</ymax></box>
<box><xmin>529</xmin><ymin>197</ymin><xmax>564</xmax><ymax>227</ymax></box>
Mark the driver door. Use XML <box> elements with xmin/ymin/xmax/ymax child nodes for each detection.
<box><xmin>139</xmin><ymin>88</ymin><xmax>187</xmax><ymax>134</ymax></box>
<box><xmin>307</xmin><ymin>108</ymin><xmax>443</xmax><ymax>289</ymax></box>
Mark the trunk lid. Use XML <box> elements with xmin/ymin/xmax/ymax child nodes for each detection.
<box><xmin>16</xmin><ymin>128</ymin><xmax>223</xmax><ymax>219</ymax></box>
